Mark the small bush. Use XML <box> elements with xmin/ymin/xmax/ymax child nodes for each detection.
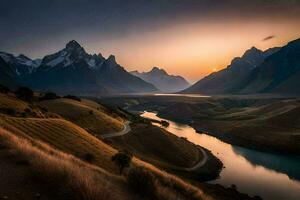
<box><xmin>161</xmin><ymin>120</ymin><xmax>169</xmax><ymax>127</ymax></box>
<box><xmin>0</xmin><ymin>108</ymin><xmax>16</xmax><ymax>116</ymax></box>
<box><xmin>83</xmin><ymin>153</ymin><xmax>95</xmax><ymax>163</ymax></box>
<box><xmin>0</xmin><ymin>84</ymin><xmax>10</xmax><ymax>93</ymax></box>
<box><xmin>63</xmin><ymin>95</ymin><xmax>81</xmax><ymax>102</ymax></box>
<box><xmin>111</xmin><ymin>150</ymin><xmax>132</xmax><ymax>174</ymax></box>
<box><xmin>15</xmin><ymin>87</ymin><xmax>34</xmax><ymax>102</ymax></box>
<box><xmin>180</xmin><ymin>137</ymin><xmax>188</xmax><ymax>141</ymax></box>
<box><xmin>230</xmin><ymin>184</ymin><xmax>237</xmax><ymax>190</ymax></box>
<box><xmin>24</xmin><ymin>108</ymin><xmax>31</xmax><ymax>113</ymax></box>
<box><xmin>127</xmin><ymin>167</ymin><xmax>157</xmax><ymax>198</ymax></box>
<box><xmin>39</xmin><ymin>92</ymin><xmax>60</xmax><ymax>101</ymax></box>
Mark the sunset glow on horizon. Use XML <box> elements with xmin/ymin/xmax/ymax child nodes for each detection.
<box><xmin>1</xmin><ymin>0</ymin><xmax>300</xmax><ymax>82</ymax></box>
<box><xmin>87</xmin><ymin>20</ymin><xmax>300</xmax><ymax>82</ymax></box>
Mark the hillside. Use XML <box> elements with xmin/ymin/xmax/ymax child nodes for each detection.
<box><xmin>131</xmin><ymin>67</ymin><xmax>190</xmax><ymax>92</ymax></box>
<box><xmin>39</xmin><ymin>98</ymin><xmax>124</xmax><ymax>135</ymax></box>
<box><xmin>0</xmin><ymin>127</ymin><xmax>133</xmax><ymax>200</ymax></box>
<box><xmin>0</xmin><ymin>91</ymin><xmax>259</xmax><ymax>200</ymax></box>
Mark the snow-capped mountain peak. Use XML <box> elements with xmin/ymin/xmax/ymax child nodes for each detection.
<box><xmin>0</xmin><ymin>52</ymin><xmax>41</xmax><ymax>75</ymax></box>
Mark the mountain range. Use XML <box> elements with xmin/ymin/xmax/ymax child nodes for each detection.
<box><xmin>131</xmin><ymin>67</ymin><xmax>190</xmax><ymax>92</ymax></box>
<box><xmin>0</xmin><ymin>40</ymin><xmax>158</xmax><ymax>95</ymax></box>
<box><xmin>182</xmin><ymin>37</ymin><xmax>300</xmax><ymax>95</ymax></box>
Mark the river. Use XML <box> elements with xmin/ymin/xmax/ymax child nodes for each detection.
<box><xmin>141</xmin><ymin>111</ymin><xmax>300</xmax><ymax>200</ymax></box>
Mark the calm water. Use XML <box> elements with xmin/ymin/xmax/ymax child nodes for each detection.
<box><xmin>141</xmin><ymin>111</ymin><xmax>300</xmax><ymax>200</ymax></box>
<box><xmin>154</xmin><ymin>93</ymin><xmax>211</xmax><ymax>98</ymax></box>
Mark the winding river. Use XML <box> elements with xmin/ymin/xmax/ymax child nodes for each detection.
<box><xmin>141</xmin><ymin>111</ymin><xmax>300</xmax><ymax>200</ymax></box>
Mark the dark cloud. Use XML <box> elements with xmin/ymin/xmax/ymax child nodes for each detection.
<box><xmin>0</xmin><ymin>0</ymin><xmax>299</xmax><ymax>57</ymax></box>
<box><xmin>262</xmin><ymin>35</ymin><xmax>276</xmax><ymax>41</ymax></box>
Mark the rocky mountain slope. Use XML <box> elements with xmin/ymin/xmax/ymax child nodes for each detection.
<box><xmin>182</xmin><ymin>46</ymin><xmax>281</xmax><ymax>94</ymax></box>
<box><xmin>0</xmin><ymin>40</ymin><xmax>158</xmax><ymax>95</ymax></box>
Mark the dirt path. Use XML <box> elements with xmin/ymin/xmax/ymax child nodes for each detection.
<box><xmin>184</xmin><ymin>147</ymin><xmax>208</xmax><ymax>171</ymax></box>
<box><xmin>101</xmin><ymin>121</ymin><xmax>208</xmax><ymax>172</ymax></box>
<box><xmin>101</xmin><ymin>121</ymin><xmax>131</xmax><ymax>139</ymax></box>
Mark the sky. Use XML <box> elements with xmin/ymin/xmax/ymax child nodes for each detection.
<box><xmin>1</xmin><ymin>0</ymin><xmax>300</xmax><ymax>82</ymax></box>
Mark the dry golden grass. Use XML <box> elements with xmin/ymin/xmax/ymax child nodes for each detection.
<box><xmin>0</xmin><ymin>116</ymin><xmax>120</xmax><ymax>172</ymax></box>
<box><xmin>133</xmin><ymin>159</ymin><xmax>213</xmax><ymax>200</ymax></box>
<box><xmin>0</xmin><ymin>128</ymin><xmax>138</xmax><ymax>200</ymax></box>
<box><xmin>108</xmin><ymin>123</ymin><xmax>201</xmax><ymax>170</ymax></box>
<box><xmin>0</xmin><ymin>93</ymin><xmax>51</xmax><ymax>118</ymax></box>
<box><xmin>0</xmin><ymin>94</ymin><xmax>216</xmax><ymax>200</ymax></box>
<box><xmin>0</xmin><ymin>117</ymin><xmax>214</xmax><ymax>200</ymax></box>
<box><xmin>39</xmin><ymin>98</ymin><xmax>123</xmax><ymax>135</ymax></box>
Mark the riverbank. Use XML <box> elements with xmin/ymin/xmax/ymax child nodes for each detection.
<box><xmin>141</xmin><ymin>111</ymin><xmax>300</xmax><ymax>200</ymax></box>
<box><xmin>104</xmin><ymin>122</ymin><xmax>223</xmax><ymax>181</ymax></box>
<box><xmin>102</xmin><ymin>95</ymin><xmax>300</xmax><ymax>155</ymax></box>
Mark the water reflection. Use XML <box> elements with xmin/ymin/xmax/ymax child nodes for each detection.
<box><xmin>232</xmin><ymin>146</ymin><xmax>300</xmax><ymax>181</ymax></box>
<box><xmin>141</xmin><ymin>111</ymin><xmax>300</xmax><ymax>200</ymax></box>
<box><xmin>154</xmin><ymin>93</ymin><xmax>211</xmax><ymax>98</ymax></box>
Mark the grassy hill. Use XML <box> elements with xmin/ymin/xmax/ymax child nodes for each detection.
<box><xmin>0</xmin><ymin>116</ymin><xmax>120</xmax><ymax>172</ymax></box>
<box><xmin>106</xmin><ymin>123</ymin><xmax>222</xmax><ymax>181</ymax></box>
<box><xmin>0</xmin><ymin>93</ymin><xmax>57</xmax><ymax>118</ymax></box>
<box><xmin>0</xmin><ymin>115</ymin><xmax>214</xmax><ymax>200</ymax></box>
<box><xmin>39</xmin><ymin>98</ymin><xmax>124</xmax><ymax>135</ymax></box>
<box><xmin>0</xmin><ymin>127</ymin><xmax>135</xmax><ymax>200</ymax></box>
<box><xmin>0</xmin><ymin>92</ymin><xmax>258</xmax><ymax>200</ymax></box>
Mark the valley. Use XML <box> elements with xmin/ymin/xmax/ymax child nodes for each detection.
<box><xmin>102</xmin><ymin>94</ymin><xmax>300</xmax><ymax>155</ymax></box>
<box><xmin>1</xmin><ymin>1</ymin><xmax>300</xmax><ymax>199</ymax></box>
<box><xmin>0</xmin><ymin>90</ymin><xmax>257</xmax><ymax>200</ymax></box>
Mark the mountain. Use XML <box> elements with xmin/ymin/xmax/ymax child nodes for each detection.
<box><xmin>0</xmin><ymin>40</ymin><xmax>158</xmax><ymax>95</ymax></box>
<box><xmin>0</xmin><ymin>57</ymin><xmax>18</xmax><ymax>88</ymax></box>
<box><xmin>131</xmin><ymin>67</ymin><xmax>190</xmax><ymax>92</ymax></box>
<box><xmin>240</xmin><ymin>38</ymin><xmax>300</xmax><ymax>94</ymax></box>
<box><xmin>0</xmin><ymin>52</ymin><xmax>41</xmax><ymax>76</ymax></box>
<box><xmin>182</xmin><ymin>46</ymin><xmax>281</xmax><ymax>94</ymax></box>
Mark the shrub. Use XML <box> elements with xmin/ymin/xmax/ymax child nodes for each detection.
<box><xmin>83</xmin><ymin>153</ymin><xmax>95</xmax><ymax>163</ymax></box>
<box><xmin>229</xmin><ymin>184</ymin><xmax>237</xmax><ymax>190</ymax></box>
<box><xmin>15</xmin><ymin>87</ymin><xmax>34</xmax><ymax>102</ymax></box>
<box><xmin>0</xmin><ymin>84</ymin><xmax>10</xmax><ymax>93</ymax></box>
<box><xmin>161</xmin><ymin>120</ymin><xmax>169</xmax><ymax>127</ymax></box>
<box><xmin>111</xmin><ymin>150</ymin><xmax>132</xmax><ymax>174</ymax></box>
<box><xmin>63</xmin><ymin>95</ymin><xmax>81</xmax><ymax>102</ymax></box>
<box><xmin>40</xmin><ymin>92</ymin><xmax>60</xmax><ymax>101</ymax></box>
<box><xmin>0</xmin><ymin>108</ymin><xmax>16</xmax><ymax>116</ymax></box>
<box><xmin>127</xmin><ymin>167</ymin><xmax>157</xmax><ymax>198</ymax></box>
<box><xmin>24</xmin><ymin>108</ymin><xmax>31</xmax><ymax>113</ymax></box>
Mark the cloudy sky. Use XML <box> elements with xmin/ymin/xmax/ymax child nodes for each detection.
<box><xmin>1</xmin><ymin>0</ymin><xmax>300</xmax><ymax>82</ymax></box>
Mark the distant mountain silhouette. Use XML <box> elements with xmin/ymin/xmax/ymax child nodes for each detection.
<box><xmin>182</xmin><ymin>46</ymin><xmax>282</xmax><ymax>94</ymax></box>
<box><xmin>0</xmin><ymin>40</ymin><xmax>158</xmax><ymax>95</ymax></box>
<box><xmin>0</xmin><ymin>57</ymin><xmax>18</xmax><ymax>88</ymax></box>
<box><xmin>240</xmin><ymin>38</ymin><xmax>300</xmax><ymax>94</ymax></box>
<box><xmin>131</xmin><ymin>67</ymin><xmax>190</xmax><ymax>92</ymax></box>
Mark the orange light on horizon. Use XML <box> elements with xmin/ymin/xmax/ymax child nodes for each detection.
<box><xmin>87</xmin><ymin>20</ymin><xmax>300</xmax><ymax>82</ymax></box>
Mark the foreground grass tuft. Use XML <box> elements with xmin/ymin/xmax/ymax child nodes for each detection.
<box><xmin>0</xmin><ymin>128</ymin><xmax>116</xmax><ymax>200</ymax></box>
